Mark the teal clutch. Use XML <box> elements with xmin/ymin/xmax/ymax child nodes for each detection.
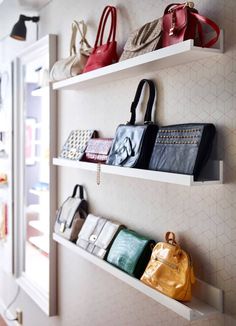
<box><xmin>106</xmin><ymin>229</ymin><xmax>155</xmax><ymax>278</ymax></box>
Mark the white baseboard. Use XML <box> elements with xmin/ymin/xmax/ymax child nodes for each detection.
<box><xmin>0</xmin><ymin>298</ymin><xmax>19</xmax><ymax>326</ymax></box>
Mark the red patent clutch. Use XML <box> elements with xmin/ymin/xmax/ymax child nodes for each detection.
<box><xmin>83</xmin><ymin>6</ymin><xmax>118</xmax><ymax>73</ymax></box>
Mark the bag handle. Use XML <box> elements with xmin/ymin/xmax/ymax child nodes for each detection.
<box><xmin>99</xmin><ymin>6</ymin><xmax>116</xmax><ymax>45</ymax></box>
<box><xmin>94</xmin><ymin>6</ymin><xmax>117</xmax><ymax>49</ymax></box>
<box><xmin>191</xmin><ymin>12</ymin><xmax>220</xmax><ymax>48</ymax></box>
<box><xmin>164</xmin><ymin>2</ymin><xmax>189</xmax><ymax>14</ymax></box>
<box><xmin>70</xmin><ymin>20</ymin><xmax>91</xmax><ymax>56</ymax></box>
<box><xmin>71</xmin><ymin>184</ymin><xmax>84</xmax><ymax>199</ymax></box>
<box><xmin>165</xmin><ymin>231</ymin><xmax>177</xmax><ymax>245</ymax></box>
<box><xmin>129</xmin><ymin>79</ymin><xmax>156</xmax><ymax>125</ymax></box>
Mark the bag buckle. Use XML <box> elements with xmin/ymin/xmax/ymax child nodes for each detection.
<box><xmin>184</xmin><ymin>2</ymin><xmax>194</xmax><ymax>9</ymax></box>
<box><xmin>60</xmin><ymin>222</ymin><xmax>66</xmax><ymax>233</ymax></box>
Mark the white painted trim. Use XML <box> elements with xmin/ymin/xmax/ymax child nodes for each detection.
<box><xmin>14</xmin><ymin>34</ymin><xmax>57</xmax><ymax>316</ymax></box>
<box><xmin>53</xmin><ymin>233</ymin><xmax>223</xmax><ymax>321</ymax></box>
<box><xmin>53</xmin><ymin>158</ymin><xmax>223</xmax><ymax>186</ymax></box>
<box><xmin>52</xmin><ymin>35</ymin><xmax>223</xmax><ymax>91</ymax></box>
<box><xmin>16</xmin><ymin>276</ymin><xmax>49</xmax><ymax>316</ymax></box>
<box><xmin>0</xmin><ymin>298</ymin><xmax>18</xmax><ymax>326</ymax></box>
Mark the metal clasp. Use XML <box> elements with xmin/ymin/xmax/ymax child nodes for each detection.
<box><xmin>184</xmin><ymin>2</ymin><xmax>194</xmax><ymax>8</ymax></box>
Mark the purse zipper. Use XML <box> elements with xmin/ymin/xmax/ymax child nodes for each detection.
<box><xmin>155</xmin><ymin>256</ymin><xmax>178</xmax><ymax>270</ymax></box>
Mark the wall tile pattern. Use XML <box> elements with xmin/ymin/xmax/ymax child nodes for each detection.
<box><xmin>43</xmin><ymin>0</ymin><xmax>236</xmax><ymax>325</ymax></box>
<box><xmin>1</xmin><ymin>0</ymin><xmax>236</xmax><ymax>325</ymax></box>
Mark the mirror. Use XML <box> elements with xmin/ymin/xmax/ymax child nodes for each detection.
<box><xmin>14</xmin><ymin>35</ymin><xmax>57</xmax><ymax>316</ymax></box>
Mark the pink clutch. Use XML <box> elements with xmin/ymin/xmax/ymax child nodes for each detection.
<box><xmin>83</xmin><ymin>138</ymin><xmax>113</xmax><ymax>163</ymax></box>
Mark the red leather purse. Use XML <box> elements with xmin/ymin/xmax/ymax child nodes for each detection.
<box><xmin>83</xmin><ymin>6</ymin><xmax>118</xmax><ymax>73</ymax></box>
<box><xmin>162</xmin><ymin>2</ymin><xmax>220</xmax><ymax>48</ymax></box>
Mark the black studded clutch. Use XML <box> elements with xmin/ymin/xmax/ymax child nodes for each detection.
<box><xmin>148</xmin><ymin>123</ymin><xmax>216</xmax><ymax>178</ymax></box>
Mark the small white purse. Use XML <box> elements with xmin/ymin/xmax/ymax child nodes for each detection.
<box><xmin>76</xmin><ymin>214</ymin><xmax>124</xmax><ymax>259</ymax></box>
<box><xmin>50</xmin><ymin>20</ymin><xmax>92</xmax><ymax>81</ymax></box>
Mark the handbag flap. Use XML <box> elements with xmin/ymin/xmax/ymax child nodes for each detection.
<box><xmin>107</xmin><ymin>124</ymin><xmax>147</xmax><ymax>166</ymax></box>
<box><xmin>124</xmin><ymin>18</ymin><xmax>162</xmax><ymax>52</ymax></box>
<box><xmin>163</xmin><ymin>7</ymin><xmax>188</xmax><ymax>33</ymax></box>
<box><xmin>58</xmin><ymin>197</ymin><xmax>82</xmax><ymax>227</ymax></box>
<box><xmin>60</xmin><ymin>130</ymin><xmax>96</xmax><ymax>160</ymax></box>
<box><xmin>107</xmin><ymin>229</ymin><xmax>150</xmax><ymax>274</ymax></box>
<box><xmin>78</xmin><ymin>214</ymin><xmax>106</xmax><ymax>242</ymax></box>
<box><xmin>94</xmin><ymin>220</ymin><xmax>121</xmax><ymax>249</ymax></box>
<box><xmin>85</xmin><ymin>138</ymin><xmax>113</xmax><ymax>155</ymax></box>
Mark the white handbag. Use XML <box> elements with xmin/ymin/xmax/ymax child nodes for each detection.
<box><xmin>50</xmin><ymin>20</ymin><xmax>92</xmax><ymax>81</ymax></box>
<box><xmin>76</xmin><ymin>214</ymin><xmax>124</xmax><ymax>259</ymax></box>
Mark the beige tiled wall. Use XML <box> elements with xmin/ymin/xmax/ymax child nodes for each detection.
<box><xmin>42</xmin><ymin>1</ymin><xmax>236</xmax><ymax>325</ymax></box>
<box><xmin>1</xmin><ymin>0</ymin><xmax>236</xmax><ymax>325</ymax></box>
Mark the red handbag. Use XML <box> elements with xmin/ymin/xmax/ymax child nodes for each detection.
<box><xmin>162</xmin><ymin>2</ymin><xmax>220</xmax><ymax>48</ymax></box>
<box><xmin>83</xmin><ymin>6</ymin><xmax>118</xmax><ymax>73</ymax></box>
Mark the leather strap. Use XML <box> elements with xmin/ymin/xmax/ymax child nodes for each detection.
<box><xmin>72</xmin><ymin>184</ymin><xmax>84</xmax><ymax>199</ymax></box>
<box><xmin>164</xmin><ymin>3</ymin><xmax>186</xmax><ymax>14</ymax></box>
<box><xmin>70</xmin><ymin>20</ymin><xmax>91</xmax><ymax>56</ymax></box>
<box><xmin>94</xmin><ymin>6</ymin><xmax>117</xmax><ymax>49</ymax></box>
<box><xmin>190</xmin><ymin>12</ymin><xmax>220</xmax><ymax>48</ymax></box>
<box><xmin>129</xmin><ymin>79</ymin><xmax>156</xmax><ymax>125</ymax></box>
<box><xmin>165</xmin><ymin>231</ymin><xmax>177</xmax><ymax>245</ymax></box>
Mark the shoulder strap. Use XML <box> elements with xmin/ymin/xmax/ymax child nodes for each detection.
<box><xmin>94</xmin><ymin>6</ymin><xmax>117</xmax><ymax>49</ymax></box>
<box><xmin>72</xmin><ymin>184</ymin><xmax>84</xmax><ymax>199</ymax></box>
<box><xmin>190</xmin><ymin>12</ymin><xmax>220</xmax><ymax>48</ymax></box>
<box><xmin>129</xmin><ymin>79</ymin><xmax>156</xmax><ymax>125</ymax></box>
<box><xmin>70</xmin><ymin>21</ymin><xmax>79</xmax><ymax>56</ymax></box>
<box><xmin>76</xmin><ymin>20</ymin><xmax>92</xmax><ymax>50</ymax></box>
<box><xmin>70</xmin><ymin>20</ymin><xmax>91</xmax><ymax>56</ymax></box>
<box><xmin>164</xmin><ymin>3</ymin><xmax>183</xmax><ymax>14</ymax></box>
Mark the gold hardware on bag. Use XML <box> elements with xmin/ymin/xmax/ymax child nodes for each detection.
<box><xmin>60</xmin><ymin>222</ymin><xmax>66</xmax><ymax>233</ymax></box>
<box><xmin>184</xmin><ymin>2</ymin><xmax>194</xmax><ymax>9</ymax></box>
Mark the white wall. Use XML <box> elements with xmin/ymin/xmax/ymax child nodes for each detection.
<box><xmin>1</xmin><ymin>0</ymin><xmax>236</xmax><ymax>325</ymax></box>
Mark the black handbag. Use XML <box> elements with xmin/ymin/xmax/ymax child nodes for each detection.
<box><xmin>148</xmin><ymin>123</ymin><xmax>216</xmax><ymax>178</ymax></box>
<box><xmin>106</xmin><ymin>79</ymin><xmax>158</xmax><ymax>169</ymax></box>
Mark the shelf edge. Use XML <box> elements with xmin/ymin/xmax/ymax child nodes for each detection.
<box><xmin>53</xmin><ymin>158</ymin><xmax>223</xmax><ymax>186</ymax></box>
<box><xmin>53</xmin><ymin>233</ymin><xmax>223</xmax><ymax>321</ymax></box>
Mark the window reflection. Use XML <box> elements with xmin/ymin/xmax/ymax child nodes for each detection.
<box><xmin>23</xmin><ymin>56</ymin><xmax>49</xmax><ymax>293</ymax></box>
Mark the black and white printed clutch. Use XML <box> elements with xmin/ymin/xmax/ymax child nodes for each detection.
<box><xmin>60</xmin><ymin>130</ymin><xmax>96</xmax><ymax>160</ymax></box>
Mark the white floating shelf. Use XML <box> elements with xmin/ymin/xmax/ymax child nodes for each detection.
<box><xmin>29</xmin><ymin>220</ymin><xmax>49</xmax><ymax>234</ymax></box>
<box><xmin>29</xmin><ymin>188</ymin><xmax>49</xmax><ymax>196</ymax></box>
<box><xmin>53</xmin><ymin>158</ymin><xmax>223</xmax><ymax>186</ymax></box>
<box><xmin>53</xmin><ymin>233</ymin><xmax>223</xmax><ymax>321</ymax></box>
<box><xmin>29</xmin><ymin>236</ymin><xmax>49</xmax><ymax>254</ymax></box>
<box><xmin>31</xmin><ymin>86</ymin><xmax>49</xmax><ymax>97</ymax></box>
<box><xmin>52</xmin><ymin>38</ymin><xmax>223</xmax><ymax>91</ymax></box>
